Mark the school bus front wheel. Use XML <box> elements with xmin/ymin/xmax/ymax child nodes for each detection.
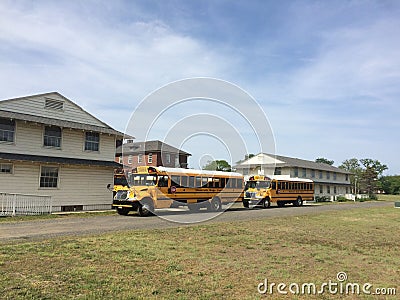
<box><xmin>138</xmin><ymin>198</ymin><xmax>155</xmax><ymax>217</ymax></box>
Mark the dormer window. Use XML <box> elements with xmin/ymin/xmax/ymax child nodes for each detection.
<box><xmin>44</xmin><ymin>126</ymin><xmax>62</xmax><ymax>148</ymax></box>
<box><xmin>44</xmin><ymin>98</ymin><xmax>64</xmax><ymax>111</ymax></box>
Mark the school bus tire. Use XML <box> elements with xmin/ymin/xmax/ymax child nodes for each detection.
<box><xmin>243</xmin><ymin>199</ymin><xmax>249</xmax><ymax>208</ymax></box>
<box><xmin>116</xmin><ymin>207</ymin><xmax>130</xmax><ymax>216</ymax></box>
<box><xmin>277</xmin><ymin>201</ymin><xmax>285</xmax><ymax>207</ymax></box>
<box><xmin>262</xmin><ymin>197</ymin><xmax>271</xmax><ymax>209</ymax></box>
<box><xmin>208</xmin><ymin>197</ymin><xmax>222</xmax><ymax>212</ymax></box>
<box><xmin>294</xmin><ymin>196</ymin><xmax>303</xmax><ymax>207</ymax></box>
<box><xmin>138</xmin><ymin>198</ymin><xmax>154</xmax><ymax>217</ymax></box>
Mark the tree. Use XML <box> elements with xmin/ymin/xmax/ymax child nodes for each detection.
<box><xmin>379</xmin><ymin>175</ymin><xmax>400</xmax><ymax>194</ymax></box>
<box><xmin>315</xmin><ymin>157</ymin><xmax>334</xmax><ymax>165</ymax></box>
<box><xmin>359</xmin><ymin>159</ymin><xmax>388</xmax><ymax>197</ymax></box>
<box><xmin>340</xmin><ymin>158</ymin><xmax>388</xmax><ymax>197</ymax></box>
<box><xmin>202</xmin><ymin>160</ymin><xmax>232</xmax><ymax>172</ymax></box>
<box><xmin>339</xmin><ymin>158</ymin><xmax>363</xmax><ymax>193</ymax></box>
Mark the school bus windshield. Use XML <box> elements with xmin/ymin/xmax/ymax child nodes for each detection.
<box><xmin>131</xmin><ymin>174</ymin><xmax>157</xmax><ymax>186</ymax></box>
<box><xmin>245</xmin><ymin>180</ymin><xmax>270</xmax><ymax>189</ymax></box>
<box><xmin>114</xmin><ymin>175</ymin><xmax>128</xmax><ymax>186</ymax></box>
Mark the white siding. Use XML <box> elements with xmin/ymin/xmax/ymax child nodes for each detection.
<box><xmin>0</xmin><ymin>121</ymin><xmax>116</xmax><ymax>161</ymax></box>
<box><xmin>0</xmin><ymin>161</ymin><xmax>114</xmax><ymax>209</ymax></box>
<box><xmin>0</xmin><ymin>93</ymin><xmax>106</xmax><ymax>127</ymax></box>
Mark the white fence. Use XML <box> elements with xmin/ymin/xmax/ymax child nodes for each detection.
<box><xmin>0</xmin><ymin>193</ymin><xmax>52</xmax><ymax>216</ymax></box>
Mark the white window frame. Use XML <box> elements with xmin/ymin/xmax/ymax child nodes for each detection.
<box><xmin>84</xmin><ymin>132</ymin><xmax>100</xmax><ymax>152</ymax></box>
<box><xmin>0</xmin><ymin>118</ymin><xmax>15</xmax><ymax>143</ymax></box>
<box><xmin>148</xmin><ymin>153</ymin><xmax>153</xmax><ymax>164</ymax></box>
<box><xmin>166</xmin><ymin>153</ymin><xmax>171</xmax><ymax>164</ymax></box>
<box><xmin>128</xmin><ymin>155</ymin><xmax>132</xmax><ymax>165</ymax></box>
<box><xmin>0</xmin><ymin>163</ymin><xmax>13</xmax><ymax>174</ymax></box>
<box><xmin>43</xmin><ymin>125</ymin><xmax>62</xmax><ymax>148</ymax></box>
<box><xmin>138</xmin><ymin>154</ymin><xmax>143</xmax><ymax>163</ymax></box>
<box><xmin>39</xmin><ymin>165</ymin><xmax>60</xmax><ymax>189</ymax></box>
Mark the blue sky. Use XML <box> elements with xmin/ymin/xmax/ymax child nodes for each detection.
<box><xmin>1</xmin><ymin>0</ymin><xmax>399</xmax><ymax>174</ymax></box>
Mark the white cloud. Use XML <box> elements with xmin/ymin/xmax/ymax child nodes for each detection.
<box><xmin>0</xmin><ymin>1</ymin><xmax>232</xmax><ymax>131</ymax></box>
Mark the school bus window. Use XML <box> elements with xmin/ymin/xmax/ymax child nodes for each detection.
<box><xmin>132</xmin><ymin>175</ymin><xmax>157</xmax><ymax>186</ymax></box>
<box><xmin>220</xmin><ymin>178</ymin><xmax>226</xmax><ymax>188</ymax></box>
<box><xmin>231</xmin><ymin>178</ymin><xmax>236</xmax><ymax>188</ymax></box>
<box><xmin>205</xmin><ymin>177</ymin><xmax>211</xmax><ymax>188</ymax></box>
<box><xmin>171</xmin><ymin>175</ymin><xmax>180</xmax><ymax>187</ymax></box>
<box><xmin>225</xmin><ymin>178</ymin><xmax>231</xmax><ymax>188</ymax></box>
<box><xmin>158</xmin><ymin>175</ymin><xmax>169</xmax><ymax>187</ymax></box>
<box><xmin>114</xmin><ymin>175</ymin><xmax>128</xmax><ymax>186</ymax></box>
<box><xmin>213</xmin><ymin>178</ymin><xmax>220</xmax><ymax>188</ymax></box>
<box><xmin>181</xmin><ymin>176</ymin><xmax>188</xmax><ymax>188</ymax></box>
<box><xmin>189</xmin><ymin>176</ymin><xmax>195</xmax><ymax>188</ymax></box>
<box><xmin>237</xmin><ymin>178</ymin><xmax>243</xmax><ymax>188</ymax></box>
<box><xmin>195</xmin><ymin>176</ymin><xmax>202</xmax><ymax>188</ymax></box>
<box><xmin>202</xmin><ymin>177</ymin><xmax>208</xmax><ymax>187</ymax></box>
<box><xmin>272</xmin><ymin>181</ymin><xmax>277</xmax><ymax>189</ymax></box>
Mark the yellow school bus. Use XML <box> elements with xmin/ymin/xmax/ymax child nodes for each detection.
<box><xmin>112</xmin><ymin>166</ymin><xmax>244</xmax><ymax>216</ymax></box>
<box><xmin>244</xmin><ymin>175</ymin><xmax>314</xmax><ymax>208</ymax></box>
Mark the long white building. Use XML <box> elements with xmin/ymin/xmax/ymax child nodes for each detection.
<box><xmin>234</xmin><ymin>153</ymin><xmax>352</xmax><ymax>200</ymax></box>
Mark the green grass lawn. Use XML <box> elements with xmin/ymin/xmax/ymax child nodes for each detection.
<box><xmin>1</xmin><ymin>207</ymin><xmax>399</xmax><ymax>299</ymax></box>
<box><xmin>378</xmin><ymin>194</ymin><xmax>400</xmax><ymax>202</ymax></box>
<box><xmin>0</xmin><ymin>210</ymin><xmax>115</xmax><ymax>223</ymax></box>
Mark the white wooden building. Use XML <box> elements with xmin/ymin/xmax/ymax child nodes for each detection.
<box><xmin>234</xmin><ymin>153</ymin><xmax>352</xmax><ymax>200</ymax></box>
<box><xmin>0</xmin><ymin>92</ymin><xmax>124</xmax><ymax>212</ymax></box>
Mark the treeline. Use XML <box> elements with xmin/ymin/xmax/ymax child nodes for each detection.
<box><xmin>379</xmin><ymin>175</ymin><xmax>400</xmax><ymax>195</ymax></box>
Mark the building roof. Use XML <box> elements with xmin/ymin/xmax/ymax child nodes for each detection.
<box><xmin>0</xmin><ymin>152</ymin><xmax>121</xmax><ymax>168</ymax></box>
<box><xmin>234</xmin><ymin>153</ymin><xmax>351</xmax><ymax>174</ymax></box>
<box><xmin>0</xmin><ymin>92</ymin><xmax>129</xmax><ymax>138</ymax></box>
<box><xmin>116</xmin><ymin>140</ymin><xmax>191</xmax><ymax>156</ymax></box>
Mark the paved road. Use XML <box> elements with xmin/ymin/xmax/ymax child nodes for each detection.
<box><xmin>0</xmin><ymin>201</ymin><xmax>393</xmax><ymax>242</ymax></box>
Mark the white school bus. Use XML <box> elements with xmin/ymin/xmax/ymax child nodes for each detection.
<box><xmin>244</xmin><ymin>175</ymin><xmax>314</xmax><ymax>208</ymax></box>
<box><xmin>112</xmin><ymin>166</ymin><xmax>244</xmax><ymax>216</ymax></box>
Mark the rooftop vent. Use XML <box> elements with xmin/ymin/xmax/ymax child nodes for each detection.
<box><xmin>45</xmin><ymin>98</ymin><xmax>64</xmax><ymax>111</ymax></box>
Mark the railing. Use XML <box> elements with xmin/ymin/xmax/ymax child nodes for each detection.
<box><xmin>0</xmin><ymin>193</ymin><xmax>52</xmax><ymax>216</ymax></box>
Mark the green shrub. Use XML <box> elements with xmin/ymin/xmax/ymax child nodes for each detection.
<box><xmin>336</xmin><ymin>196</ymin><xmax>347</xmax><ymax>202</ymax></box>
<box><xmin>315</xmin><ymin>196</ymin><xmax>329</xmax><ymax>202</ymax></box>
